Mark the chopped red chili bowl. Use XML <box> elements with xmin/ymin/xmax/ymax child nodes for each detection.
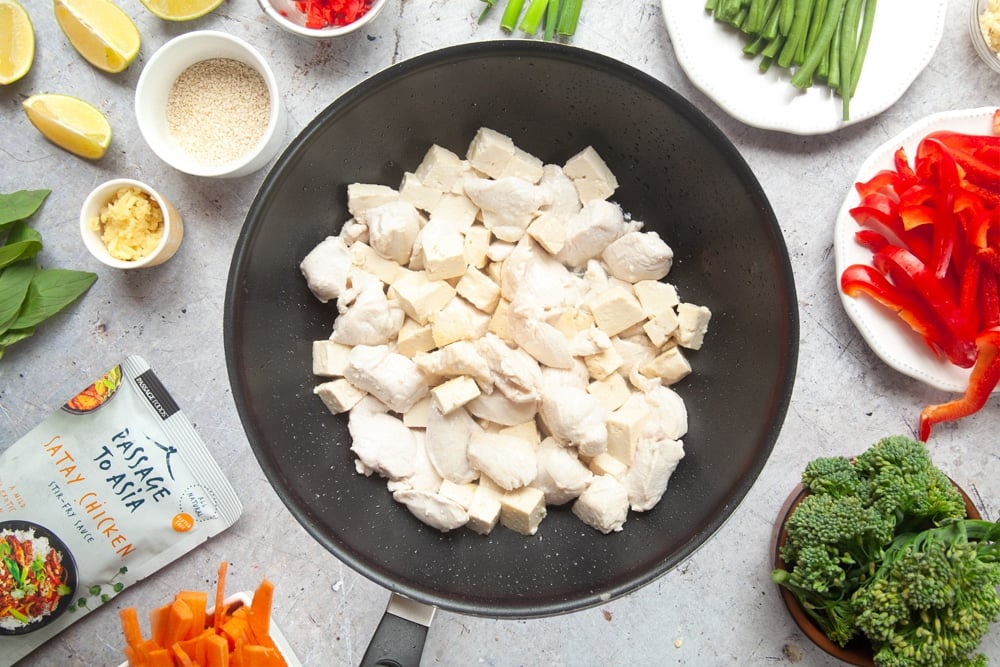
<box><xmin>287</xmin><ymin>0</ymin><xmax>375</xmax><ymax>29</ymax></box>
<box><xmin>840</xmin><ymin>108</ymin><xmax>1000</xmax><ymax>441</ymax></box>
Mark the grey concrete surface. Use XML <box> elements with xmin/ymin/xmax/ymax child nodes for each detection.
<box><xmin>1</xmin><ymin>1</ymin><xmax>998</xmax><ymax>665</ymax></box>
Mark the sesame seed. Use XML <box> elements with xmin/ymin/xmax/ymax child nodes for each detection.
<box><xmin>166</xmin><ymin>58</ymin><xmax>271</xmax><ymax>167</ymax></box>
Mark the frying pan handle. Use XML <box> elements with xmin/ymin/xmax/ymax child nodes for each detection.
<box><xmin>359</xmin><ymin>593</ymin><xmax>436</xmax><ymax>667</ymax></box>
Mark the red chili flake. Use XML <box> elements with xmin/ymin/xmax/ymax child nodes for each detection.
<box><xmin>294</xmin><ymin>0</ymin><xmax>374</xmax><ymax>29</ymax></box>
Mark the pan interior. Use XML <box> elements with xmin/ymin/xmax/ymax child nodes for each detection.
<box><xmin>224</xmin><ymin>41</ymin><xmax>798</xmax><ymax>618</ymax></box>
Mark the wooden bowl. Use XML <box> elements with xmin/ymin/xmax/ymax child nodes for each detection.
<box><xmin>772</xmin><ymin>481</ymin><xmax>981</xmax><ymax>666</ymax></box>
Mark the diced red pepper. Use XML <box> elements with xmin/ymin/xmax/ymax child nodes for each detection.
<box><xmin>294</xmin><ymin>0</ymin><xmax>374</xmax><ymax>29</ymax></box>
<box><xmin>919</xmin><ymin>328</ymin><xmax>1000</xmax><ymax>441</ymax></box>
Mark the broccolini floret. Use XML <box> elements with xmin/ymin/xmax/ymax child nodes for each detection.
<box><xmin>773</xmin><ymin>435</ymin><xmax>999</xmax><ymax>665</ymax></box>
<box><xmin>852</xmin><ymin>520</ymin><xmax>1000</xmax><ymax>667</ymax></box>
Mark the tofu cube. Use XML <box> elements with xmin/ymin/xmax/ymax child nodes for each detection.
<box><xmin>415</xmin><ymin>144</ymin><xmax>465</xmax><ymax>191</ymax></box>
<box><xmin>643</xmin><ymin>308</ymin><xmax>680</xmax><ymax>348</ymax></box>
<box><xmin>464</xmin><ymin>224</ymin><xmax>491</xmax><ymax>269</ymax></box>
<box><xmin>553</xmin><ymin>308</ymin><xmax>595</xmax><ymax>338</ymax></box>
<box><xmin>498</xmin><ymin>147</ymin><xmax>544</xmax><ymax>183</ymax></box>
<box><xmin>398</xmin><ymin>172</ymin><xmax>442</xmax><ymax>213</ymax></box>
<box><xmin>585</xmin><ymin>346</ymin><xmax>624</xmax><ymax>381</ymax></box>
<box><xmin>347</xmin><ymin>183</ymin><xmax>398</xmax><ymax>218</ymax></box>
<box><xmin>466</xmin><ymin>127</ymin><xmax>516</xmax><ymax>179</ymax></box>
<box><xmin>563</xmin><ymin>146</ymin><xmax>619</xmax><ymax>203</ymax></box>
<box><xmin>587</xmin><ymin>452</ymin><xmax>628</xmax><ymax>478</ymax></box>
<box><xmin>587</xmin><ymin>372</ymin><xmax>631</xmax><ymax>412</ymax></box>
<box><xmin>500</xmin><ymin>486</ymin><xmax>547</xmax><ymax>536</ymax></box>
<box><xmin>350</xmin><ymin>241</ymin><xmax>402</xmax><ymax>286</ymax></box>
<box><xmin>392</xmin><ymin>271</ymin><xmax>456</xmax><ymax>324</ymax></box>
<box><xmin>430</xmin><ymin>193</ymin><xmax>479</xmax><ymax>232</ymax></box>
<box><xmin>526</xmin><ymin>212</ymin><xmax>567</xmax><ymax>255</ymax></box>
<box><xmin>314</xmin><ymin>379</ymin><xmax>365</xmax><ymax>415</ymax></box>
<box><xmin>420</xmin><ymin>219</ymin><xmax>467</xmax><ymax>281</ymax></box>
<box><xmin>606</xmin><ymin>403</ymin><xmax>649</xmax><ymax>466</ymax></box>
<box><xmin>640</xmin><ymin>346</ymin><xmax>692</xmax><ymax>385</ymax></box>
<box><xmin>431</xmin><ymin>376</ymin><xmax>482</xmax><ymax>414</ymax></box>
<box><xmin>439</xmin><ymin>479</ymin><xmax>478</xmax><ymax>509</ymax></box>
<box><xmin>397</xmin><ymin>317</ymin><xmax>436</xmax><ymax>357</ymax></box>
<box><xmin>633</xmin><ymin>280</ymin><xmax>680</xmax><ymax>313</ymax></box>
<box><xmin>430</xmin><ymin>297</ymin><xmax>491</xmax><ymax>348</ymax></box>
<box><xmin>676</xmin><ymin>303</ymin><xmax>712</xmax><ymax>350</ymax></box>
<box><xmin>313</xmin><ymin>340</ymin><xmax>352</xmax><ymax>377</ymax></box>
<box><xmin>487</xmin><ymin>299</ymin><xmax>515</xmax><ymax>344</ymax></box>
<box><xmin>467</xmin><ymin>477</ymin><xmax>504</xmax><ymax>535</ymax></box>
<box><xmin>456</xmin><ymin>266</ymin><xmax>501</xmax><ymax>314</ymax></box>
<box><xmin>590</xmin><ymin>286</ymin><xmax>647</xmax><ymax>337</ymax></box>
<box><xmin>402</xmin><ymin>395</ymin><xmax>433</xmax><ymax>428</ymax></box>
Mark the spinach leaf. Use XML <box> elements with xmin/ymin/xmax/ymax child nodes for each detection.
<box><xmin>0</xmin><ymin>260</ymin><xmax>37</xmax><ymax>336</ymax></box>
<box><xmin>11</xmin><ymin>268</ymin><xmax>97</xmax><ymax>329</ymax></box>
<box><xmin>0</xmin><ymin>189</ymin><xmax>50</xmax><ymax>229</ymax></box>
<box><xmin>0</xmin><ymin>222</ymin><xmax>43</xmax><ymax>270</ymax></box>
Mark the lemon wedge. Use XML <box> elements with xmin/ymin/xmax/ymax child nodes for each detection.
<box><xmin>139</xmin><ymin>0</ymin><xmax>222</xmax><ymax>21</ymax></box>
<box><xmin>22</xmin><ymin>93</ymin><xmax>112</xmax><ymax>160</ymax></box>
<box><xmin>0</xmin><ymin>0</ymin><xmax>34</xmax><ymax>85</ymax></box>
<box><xmin>53</xmin><ymin>0</ymin><xmax>140</xmax><ymax>74</ymax></box>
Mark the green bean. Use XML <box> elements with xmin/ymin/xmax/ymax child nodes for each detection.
<box><xmin>778</xmin><ymin>0</ymin><xmax>795</xmax><ymax>35</ymax></box>
<box><xmin>848</xmin><ymin>0</ymin><xmax>877</xmax><ymax>97</ymax></box>
<box><xmin>777</xmin><ymin>0</ymin><xmax>812</xmax><ymax>69</ymax></box>
<box><xmin>790</xmin><ymin>0</ymin><xmax>845</xmax><ymax>89</ymax></box>
<box><xmin>839</xmin><ymin>0</ymin><xmax>863</xmax><ymax>119</ymax></box>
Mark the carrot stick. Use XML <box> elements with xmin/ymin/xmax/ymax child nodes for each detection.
<box><xmin>177</xmin><ymin>590</ymin><xmax>208</xmax><ymax>633</ymax></box>
<box><xmin>149</xmin><ymin>603</ymin><xmax>172</xmax><ymax>648</ymax></box>
<box><xmin>213</xmin><ymin>561</ymin><xmax>229</xmax><ymax>631</ymax></box>
<box><xmin>120</xmin><ymin>607</ymin><xmax>145</xmax><ymax>649</ymax></box>
<box><xmin>204</xmin><ymin>633</ymin><xmax>230</xmax><ymax>667</ymax></box>
<box><xmin>164</xmin><ymin>598</ymin><xmax>195</xmax><ymax>646</ymax></box>
<box><xmin>249</xmin><ymin>579</ymin><xmax>274</xmax><ymax>645</ymax></box>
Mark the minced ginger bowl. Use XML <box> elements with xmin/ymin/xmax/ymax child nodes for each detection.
<box><xmin>80</xmin><ymin>179</ymin><xmax>184</xmax><ymax>269</ymax></box>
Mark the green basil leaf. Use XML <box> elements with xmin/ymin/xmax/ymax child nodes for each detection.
<box><xmin>11</xmin><ymin>269</ymin><xmax>97</xmax><ymax>329</ymax></box>
<box><xmin>0</xmin><ymin>327</ymin><xmax>35</xmax><ymax>360</ymax></box>
<box><xmin>0</xmin><ymin>260</ymin><xmax>37</xmax><ymax>336</ymax></box>
<box><xmin>0</xmin><ymin>222</ymin><xmax>43</xmax><ymax>270</ymax></box>
<box><xmin>0</xmin><ymin>189</ymin><xmax>50</xmax><ymax>228</ymax></box>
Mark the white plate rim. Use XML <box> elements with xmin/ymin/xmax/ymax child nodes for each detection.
<box><xmin>833</xmin><ymin>106</ymin><xmax>999</xmax><ymax>394</ymax></box>
<box><xmin>662</xmin><ymin>0</ymin><xmax>949</xmax><ymax>135</ymax></box>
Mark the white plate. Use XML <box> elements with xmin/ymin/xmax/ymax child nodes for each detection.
<box><xmin>116</xmin><ymin>591</ymin><xmax>301</xmax><ymax>667</ymax></box>
<box><xmin>833</xmin><ymin>107</ymin><xmax>998</xmax><ymax>393</ymax></box>
<box><xmin>663</xmin><ymin>0</ymin><xmax>948</xmax><ymax>134</ymax></box>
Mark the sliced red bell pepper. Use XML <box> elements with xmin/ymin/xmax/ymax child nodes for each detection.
<box><xmin>855</xmin><ymin>169</ymin><xmax>907</xmax><ymax>199</ymax></box>
<box><xmin>893</xmin><ymin>146</ymin><xmax>917</xmax><ymax>185</ymax></box>
<box><xmin>850</xmin><ymin>192</ymin><xmax>932</xmax><ymax>262</ymax></box>
<box><xmin>919</xmin><ymin>327</ymin><xmax>1000</xmax><ymax>441</ymax></box>
<box><xmin>853</xmin><ymin>229</ymin><xmax>890</xmax><ymax>253</ymax></box>
<box><xmin>841</xmin><ymin>264</ymin><xmax>977</xmax><ymax>366</ymax></box>
<box><xmin>871</xmin><ymin>245</ymin><xmax>974</xmax><ymax>351</ymax></box>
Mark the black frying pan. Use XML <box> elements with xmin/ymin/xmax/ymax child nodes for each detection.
<box><xmin>224</xmin><ymin>40</ymin><xmax>798</xmax><ymax>664</ymax></box>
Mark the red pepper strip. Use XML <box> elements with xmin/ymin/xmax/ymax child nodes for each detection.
<box><xmin>849</xmin><ymin>192</ymin><xmax>933</xmax><ymax>261</ymax></box>
<box><xmin>854</xmin><ymin>229</ymin><xmax>890</xmax><ymax>253</ymax></box>
<box><xmin>959</xmin><ymin>254</ymin><xmax>981</xmax><ymax>332</ymax></box>
<box><xmin>960</xmin><ymin>180</ymin><xmax>1000</xmax><ymax>208</ymax></box>
<box><xmin>894</xmin><ymin>146</ymin><xmax>917</xmax><ymax>185</ymax></box>
<box><xmin>855</xmin><ymin>169</ymin><xmax>906</xmax><ymax>199</ymax></box>
<box><xmin>841</xmin><ymin>264</ymin><xmax>976</xmax><ymax>365</ymax></box>
<box><xmin>872</xmin><ymin>245</ymin><xmax>975</xmax><ymax>358</ymax></box>
<box><xmin>899</xmin><ymin>203</ymin><xmax>936</xmax><ymax>231</ymax></box>
<box><xmin>979</xmin><ymin>247</ymin><xmax>1000</xmax><ymax>275</ymax></box>
<box><xmin>981</xmin><ymin>270</ymin><xmax>1000</xmax><ymax>330</ymax></box>
<box><xmin>919</xmin><ymin>138</ymin><xmax>963</xmax><ymax>280</ymax></box>
<box><xmin>919</xmin><ymin>327</ymin><xmax>1000</xmax><ymax>441</ymax></box>
<box><xmin>923</xmin><ymin>129</ymin><xmax>1000</xmax><ymax>153</ymax></box>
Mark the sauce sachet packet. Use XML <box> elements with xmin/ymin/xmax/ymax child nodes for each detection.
<box><xmin>0</xmin><ymin>355</ymin><xmax>242</xmax><ymax>665</ymax></box>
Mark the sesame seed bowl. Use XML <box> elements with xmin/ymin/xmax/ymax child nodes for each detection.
<box><xmin>134</xmin><ymin>31</ymin><xmax>287</xmax><ymax>179</ymax></box>
<box><xmin>257</xmin><ymin>0</ymin><xmax>388</xmax><ymax>40</ymax></box>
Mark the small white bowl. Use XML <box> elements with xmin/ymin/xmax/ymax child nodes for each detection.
<box><xmin>258</xmin><ymin>0</ymin><xmax>388</xmax><ymax>39</ymax></box>
<box><xmin>971</xmin><ymin>0</ymin><xmax>1000</xmax><ymax>74</ymax></box>
<box><xmin>80</xmin><ymin>179</ymin><xmax>184</xmax><ymax>269</ymax></box>
<box><xmin>135</xmin><ymin>31</ymin><xmax>287</xmax><ymax>178</ymax></box>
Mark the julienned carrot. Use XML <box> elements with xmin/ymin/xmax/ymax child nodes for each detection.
<box><xmin>119</xmin><ymin>562</ymin><xmax>286</xmax><ymax>667</ymax></box>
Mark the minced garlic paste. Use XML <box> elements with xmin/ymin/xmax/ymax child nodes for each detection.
<box><xmin>90</xmin><ymin>186</ymin><xmax>164</xmax><ymax>261</ymax></box>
